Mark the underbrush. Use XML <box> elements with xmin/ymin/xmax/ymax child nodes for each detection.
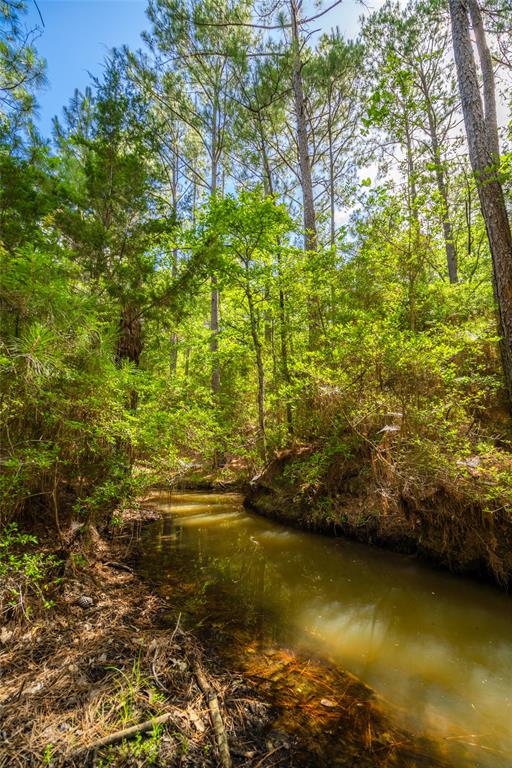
<box><xmin>0</xmin><ymin>523</ymin><xmax>62</xmax><ymax>622</ymax></box>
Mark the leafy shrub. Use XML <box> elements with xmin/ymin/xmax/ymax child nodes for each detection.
<box><xmin>0</xmin><ymin>523</ymin><xmax>62</xmax><ymax>621</ymax></box>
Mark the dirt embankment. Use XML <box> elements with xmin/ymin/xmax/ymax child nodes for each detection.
<box><xmin>244</xmin><ymin>445</ymin><xmax>512</xmax><ymax>590</ymax></box>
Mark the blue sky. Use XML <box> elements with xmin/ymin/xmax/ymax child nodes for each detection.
<box><xmin>26</xmin><ymin>1</ymin><xmax>149</xmax><ymax>136</ymax></box>
<box><xmin>25</xmin><ymin>0</ymin><xmax>371</xmax><ymax>139</ymax></box>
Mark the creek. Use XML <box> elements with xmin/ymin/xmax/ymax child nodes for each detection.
<box><xmin>138</xmin><ymin>491</ymin><xmax>512</xmax><ymax>767</ymax></box>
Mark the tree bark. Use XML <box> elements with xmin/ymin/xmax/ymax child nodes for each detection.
<box><xmin>116</xmin><ymin>304</ymin><xmax>142</xmax><ymax>367</ymax></box>
<box><xmin>290</xmin><ymin>0</ymin><xmax>317</xmax><ymax>255</ymax></box>
<box><xmin>418</xmin><ymin>69</ymin><xmax>458</xmax><ymax>283</ymax></box>
<box><xmin>404</xmin><ymin>116</ymin><xmax>420</xmax><ymax>331</ymax></box>
<box><xmin>210</xmin><ymin>101</ymin><xmax>221</xmax><ymax>396</ymax></box>
<box><xmin>259</xmin><ymin>116</ymin><xmax>293</xmax><ymax>434</ymax></box>
<box><xmin>467</xmin><ymin>0</ymin><xmax>500</xmax><ymax>161</ymax></box>
<box><xmin>246</xmin><ymin>284</ymin><xmax>267</xmax><ymax>461</ymax></box>
<box><xmin>170</xmin><ymin>155</ymin><xmax>179</xmax><ymax>373</ymax></box>
<box><xmin>115</xmin><ymin>304</ymin><xmax>142</xmax><ymax>413</ymax></box>
<box><xmin>327</xmin><ymin>86</ymin><xmax>336</xmax><ymax>250</ymax></box>
<box><xmin>290</xmin><ymin>0</ymin><xmax>320</xmax><ymax>348</ymax></box>
<box><xmin>449</xmin><ymin>0</ymin><xmax>512</xmax><ymax>402</ymax></box>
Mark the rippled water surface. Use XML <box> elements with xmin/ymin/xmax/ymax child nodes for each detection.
<box><xmin>139</xmin><ymin>491</ymin><xmax>512</xmax><ymax>767</ymax></box>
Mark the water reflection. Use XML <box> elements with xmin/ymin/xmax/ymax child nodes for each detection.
<box><xmin>139</xmin><ymin>491</ymin><xmax>512</xmax><ymax>767</ymax></box>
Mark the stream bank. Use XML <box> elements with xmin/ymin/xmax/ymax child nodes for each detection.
<box><xmin>244</xmin><ymin>446</ymin><xmax>512</xmax><ymax>590</ymax></box>
<box><xmin>133</xmin><ymin>490</ymin><xmax>512</xmax><ymax>767</ymax></box>
<box><xmin>0</xmin><ymin>508</ymin><xmax>278</xmax><ymax>768</ymax></box>
<box><xmin>0</xmin><ymin>501</ymin><xmax>452</xmax><ymax>768</ymax></box>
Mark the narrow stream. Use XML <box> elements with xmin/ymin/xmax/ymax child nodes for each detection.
<box><xmin>138</xmin><ymin>491</ymin><xmax>512</xmax><ymax>767</ymax></box>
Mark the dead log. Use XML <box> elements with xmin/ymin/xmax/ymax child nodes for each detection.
<box><xmin>193</xmin><ymin>661</ymin><xmax>232</xmax><ymax>768</ymax></box>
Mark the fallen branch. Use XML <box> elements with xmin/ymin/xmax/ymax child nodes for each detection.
<box><xmin>193</xmin><ymin>661</ymin><xmax>232</xmax><ymax>768</ymax></box>
<box><xmin>71</xmin><ymin>713</ymin><xmax>172</xmax><ymax>756</ymax></box>
<box><xmin>102</xmin><ymin>561</ymin><xmax>134</xmax><ymax>574</ymax></box>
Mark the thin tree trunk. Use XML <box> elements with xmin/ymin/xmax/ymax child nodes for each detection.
<box><xmin>404</xmin><ymin>118</ymin><xmax>420</xmax><ymax>331</ymax></box>
<box><xmin>210</xmin><ymin>278</ymin><xmax>220</xmax><ymax>394</ymax></box>
<box><xmin>246</xmin><ymin>285</ymin><xmax>267</xmax><ymax>460</ymax></box>
<box><xmin>210</xmin><ymin>102</ymin><xmax>221</xmax><ymax>396</ymax></box>
<box><xmin>449</xmin><ymin>0</ymin><xmax>512</xmax><ymax>401</ymax></box>
<box><xmin>419</xmin><ymin>70</ymin><xmax>458</xmax><ymax>282</ymax></box>
<box><xmin>184</xmin><ymin>347</ymin><xmax>190</xmax><ymax>379</ymax></box>
<box><xmin>259</xmin><ymin>114</ymin><xmax>293</xmax><ymax>434</ymax></box>
<box><xmin>328</xmin><ymin>87</ymin><xmax>336</xmax><ymax>250</ymax></box>
<box><xmin>170</xmin><ymin>333</ymin><xmax>178</xmax><ymax>374</ymax></box>
<box><xmin>279</xmin><ymin>280</ymin><xmax>293</xmax><ymax>435</ymax></box>
<box><xmin>404</xmin><ymin>120</ymin><xmax>418</xmax><ymax>222</ymax></box>
<box><xmin>290</xmin><ymin>1</ymin><xmax>317</xmax><ymax>253</ymax></box>
<box><xmin>170</xmin><ymin>153</ymin><xmax>179</xmax><ymax>373</ymax></box>
<box><xmin>465</xmin><ymin>172</ymin><xmax>473</xmax><ymax>260</ymax></box>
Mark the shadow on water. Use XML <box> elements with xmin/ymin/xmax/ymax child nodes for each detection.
<box><xmin>137</xmin><ymin>491</ymin><xmax>512</xmax><ymax>768</ymax></box>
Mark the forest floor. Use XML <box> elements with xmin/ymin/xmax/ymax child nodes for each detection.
<box><xmin>0</xmin><ymin>507</ymin><xmax>281</xmax><ymax>768</ymax></box>
<box><xmin>0</xmin><ymin>502</ymin><xmax>458</xmax><ymax>768</ymax></box>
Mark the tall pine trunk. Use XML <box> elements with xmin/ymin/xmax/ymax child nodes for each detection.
<box><xmin>210</xmin><ymin>102</ymin><xmax>221</xmax><ymax>396</ymax></box>
<box><xmin>449</xmin><ymin>0</ymin><xmax>512</xmax><ymax>402</ymax></box>
<box><xmin>259</xmin><ymin>115</ymin><xmax>293</xmax><ymax>434</ymax></box>
<box><xmin>290</xmin><ymin>0</ymin><xmax>320</xmax><ymax>348</ymax></box>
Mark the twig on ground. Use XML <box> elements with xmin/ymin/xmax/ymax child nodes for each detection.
<box><xmin>70</xmin><ymin>712</ymin><xmax>173</xmax><ymax>757</ymax></box>
<box><xmin>101</xmin><ymin>561</ymin><xmax>134</xmax><ymax>574</ymax></box>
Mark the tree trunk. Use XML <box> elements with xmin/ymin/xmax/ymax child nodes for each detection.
<box><xmin>246</xmin><ymin>284</ymin><xmax>267</xmax><ymax>461</ymax></box>
<box><xmin>290</xmin><ymin>0</ymin><xmax>320</xmax><ymax>348</ymax></box>
<box><xmin>210</xmin><ymin>276</ymin><xmax>220</xmax><ymax>394</ymax></box>
<box><xmin>404</xmin><ymin>119</ymin><xmax>418</xmax><ymax>222</ymax></box>
<box><xmin>184</xmin><ymin>347</ymin><xmax>190</xmax><ymax>379</ymax></box>
<box><xmin>328</xmin><ymin>87</ymin><xmax>336</xmax><ymax>250</ymax></box>
<box><xmin>419</xmin><ymin>69</ymin><xmax>458</xmax><ymax>282</ymax></box>
<box><xmin>210</xmin><ymin>102</ymin><xmax>221</xmax><ymax>396</ymax></box>
<box><xmin>170</xmin><ymin>332</ymin><xmax>178</xmax><ymax>374</ymax></box>
<box><xmin>449</xmin><ymin>0</ymin><xmax>512</xmax><ymax>401</ymax></box>
<box><xmin>115</xmin><ymin>304</ymin><xmax>142</xmax><ymax>412</ymax></box>
<box><xmin>290</xmin><ymin>1</ymin><xmax>317</xmax><ymax>254</ymax></box>
<box><xmin>116</xmin><ymin>305</ymin><xmax>142</xmax><ymax>367</ymax></box>
<box><xmin>170</xmin><ymin>157</ymin><xmax>179</xmax><ymax>373</ymax></box>
<box><xmin>467</xmin><ymin>0</ymin><xmax>500</xmax><ymax>161</ymax></box>
<box><xmin>404</xmin><ymin>117</ymin><xmax>420</xmax><ymax>331</ymax></box>
<box><xmin>259</xmin><ymin>115</ymin><xmax>293</xmax><ymax>435</ymax></box>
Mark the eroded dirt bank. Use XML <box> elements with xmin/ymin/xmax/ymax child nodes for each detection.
<box><xmin>244</xmin><ymin>446</ymin><xmax>512</xmax><ymax>590</ymax></box>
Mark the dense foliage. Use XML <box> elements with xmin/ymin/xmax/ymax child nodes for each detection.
<box><xmin>1</xmin><ymin>0</ymin><xmax>512</xmax><ymax>543</ymax></box>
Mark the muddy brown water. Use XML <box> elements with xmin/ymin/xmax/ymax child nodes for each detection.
<box><xmin>138</xmin><ymin>491</ymin><xmax>512</xmax><ymax>767</ymax></box>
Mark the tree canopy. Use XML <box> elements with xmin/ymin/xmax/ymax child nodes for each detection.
<box><xmin>1</xmin><ymin>0</ymin><xmax>511</xmax><ymax>532</ymax></box>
